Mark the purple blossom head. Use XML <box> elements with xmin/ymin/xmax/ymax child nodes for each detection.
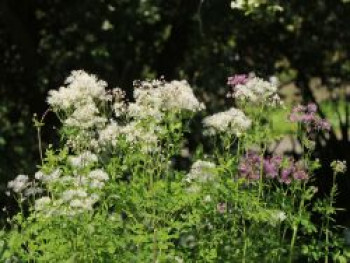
<box><xmin>238</xmin><ymin>151</ymin><xmax>261</xmax><ymax>181</ymax></box>
<box><xmin>289</xmin><ymin>103</ymin><xmax>331</xmax><ymax>132</ymax></box>
<box><xmin>316</xmin><ymin>119</ymin><xmax>331</xmax><ymax>131</ymax></box>
<box><xmin>293</xmin><ymin>169</ymin><xmax>308</xmax><ymax>180</ymax></box>
<box><xmin>292</xmin><ymin>104</ymin><xmax>306</xmax><ymax>113</ymax></box>
<box><xmin>289</xmin><ymin>113</ymin><xmax>298</xmax><ymax>122</ymax></box>
<box><xmin>307</xmin><ymin>103</ymin><xmax>317</xmax><ymax>113</ymax></box>
<box><xmin>239</xmin><ymin>152</ymin><xmax>308</xmax><ymax>185</ymax></box>
<box><xmin>292</xmin><ymin>162</ymin><xmax>308</xmax><ymax>181</ymax></box>
<box><xmin>227</xmin><ymin>74</ymin><xmax>249</xmax><ymax>87</ymax></box>
<box><xmin>263</xmin><ymin>156</ymin><xmax>282</xmax><ymax>179</ymax></box>
<box><xmin>301</xmin><ymin>113</ymin><xmax>315</xmax><ymax>122</ymax></box>
<box><xmin>279</xmin><ymin>168</ymin><xmax>293</xmax><ymax>184</ymax></box>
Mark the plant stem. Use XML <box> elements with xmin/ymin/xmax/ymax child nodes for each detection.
<box><xmin>325</xmin><ymin>172</ymin><xmax>337</xmax><ymax>263</ymax></box>
<box><xmin>289</xmin><ymin>225</ymin><xmax>298</xmax><ymax>263</ymax></box>
<box><xmin>242</xmin><ymin>220</ymin><xmax>247</xmax><ymax>263</ymax></box>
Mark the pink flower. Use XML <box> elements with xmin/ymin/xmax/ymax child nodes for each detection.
<box><xmin>307</xmin><ymin>103</ymin><xmax>317</xmax><ymax>113</ymax></box>
<box><xmin>289</xmin><ymin>103</ymin><xmax>331</xmax><ymax>132</ymax></box>
<box><xmin>227</xmin><ymin>74</ymin><xmax>249</xmax><ymax>87</ymax></box>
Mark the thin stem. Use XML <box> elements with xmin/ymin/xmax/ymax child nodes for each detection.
<box><xmin>289</xmin><ymin>184</ymin><xmax>305</xmax><ymax>263</ymax></box>
<box><xmin>289</xmin><ymin>225</ymin><xmax>298</xmax><ymax>263</ymax></box>
<box><xmin>325</xmin><ymin>172</ymin><xmax>337</xmax><ymax>263</ymax></box>
<box><xmin>242</xmin><ymin>220</ymin><xmax>248</xmax><ymax>263</ymax></box>
<box><xmin>37</xmin><ymin>126</ymin><xmax>43</xmax><ymax>165</ymax></box>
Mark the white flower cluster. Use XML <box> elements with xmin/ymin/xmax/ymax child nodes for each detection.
<box><xmin>64</xmin><ymin>103</ymin><xmax>106</xmax><ymax>129</ymax></box>
<box><xmin>203</xmin><ymin>107</ymin><xmax>252</xmax><ymax>136</ymax></box>
<box><xmin>32</xmin><ymin>160</ymin><xmax>109</xmax><ymax>215</ymax></box>
<box><xmin>111</xmin><ymin>88</ymin><xmax>127</xmax><ymax>117</ymax></box>
<box><xmin>8</xmin><ymin>174</ymin><xmax>43</xmax><ymax>198</ymax></box>
<box><xmin>331</xmin><ymin>160</ymin><xmax>347</xmax><ymax>174</ymax></box>
<box><xmin>47</xmin><ymin>70</ymin><xmax>108</xmax><ymax>110</ymax></box>
<box><xmin>46</xmin><ymin>71</ymin><xmax>204</xmax><ymax>152</ymax></box>
<box><xmin>229</xmin><ymin>77</ymin><xmax>283</xmax><ymax>107</ymax></box>
<box><xmin>46</xmin><ymin>70</ymin><xmax>113</xmax><ymax>150</ymax></box>
<box><xmin>34</xmin><ymin>189</ymin><xmax>99</xmax><ymax>216</ymax></box>
<box><xmin>98</xmin><ymin>121</ymin><xmax>120</xmax><ymax>147</ymax></box>
<box><xmin>185</xmin><ymin>160</ymin><xmax>217</xmax><ymax>183</ymax></box>
<box><xmin>34</xmin><ymin>196</ymin><xmax>52</xmax><ymax>211</ymax></box>
<box><xmin>130</xmin><ymin>79</ymin><xmax>205</xmax><ymax>121</ymax></box>
<box><xmin>35</xmin><ymin>169</ymin><xmax>61</xmax><ymax>183</ymax></box>
<box><xmin>98</xmin><ymin>121</ymin><xmax>159</xmax><ymax>152</ymax></box>
<box><xmin>69</xmin><ymin>151</ymin><xmax>98</xmax><ymax>168</ymax></box>
<box><xmin>8</xmin><ymin>175</ymin><xmax>30</xmax><ymax>193</ymax></box>
<box><xmin>269</xmin><ymin>210</ymin><xmax>287</xmax><ymax>226</ymax></box>
<box><xmin>87</xmin><ymin>169</ymin><xmax>109</xmax><ymax>189</ymax></box>
<box><xmin>120</xmin><ymin>122</ymin><xmax>159</xmax><ymax>152</ymax></box>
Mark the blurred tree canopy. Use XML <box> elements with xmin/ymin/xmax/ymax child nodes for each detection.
<box><xmin>0</xmin><ymin>0</ymin><xmax>349</xmax><ymax>219</ymax></box>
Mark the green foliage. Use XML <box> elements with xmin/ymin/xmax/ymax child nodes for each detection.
<box><xmin>2</xmin><ymin>73</ymin><xmax>348</xmax><ymax>262</ymax></box>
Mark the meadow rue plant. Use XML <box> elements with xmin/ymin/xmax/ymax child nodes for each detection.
<box><xmin>2</xmin><ymin>71</ymin><xmax>349</xmax><ymax>262</ymax></box>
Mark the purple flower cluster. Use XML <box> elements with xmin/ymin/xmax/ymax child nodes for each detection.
<box><xmin>238</xmin><ymin>152</ymin><xmax>308</xmax><ymax>184</ymax></box>
<box><xmin>289</xmin><ymin>103</ymin><xmax>331</xmax><ymax>132</ymax></box>
<box><xmin>238</xmin><ymin>151</ymin><xmax>262</xmax><ymax>180</ymax></box>
<box><xmin>227</xmin><ymin>74</ymin><xmax>249</xmax><ymax>87</ymax></box>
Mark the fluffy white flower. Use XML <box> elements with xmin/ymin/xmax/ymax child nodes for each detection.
<box><xmin>24</xmin><ymin>186</ymin><xmax>43</xmax><ymax>197</ymax></box>
<box><xmin>270</xmin><ymin>210</ymin><xmax>287</xmax><ymax>224</ymax></box>
<box><xmin>160</xmin><ymin>80</ymin><xmax>205</xmax><ymax>112</ymax></box>
<box><xmin>68</xmin><ymin>194</ymin><xmax>99</xmax><ymax>211</ymax></box>
<box><xmin>88</xmin><ymin>169</ymin><xmax>109</xmax><ymax>188</ymax></box>
<box><xmin>64</xmin><ymin>103</ymin><xmax>107</xmax><ymax>129</ymax></box>
<box><xmin>203</xmin><ymin>107</ymin><xmax>251</xmax><ymax>136</ymax></box>
<box><xmin>34</xmin><ymin>197</ymin><xmax>52</xmax><ymax>211</ymax></box>
<box><xmin>185</xmin><ymin>160</ymin><xmax>216</xmax><ymax>183</ymax></box>
<box><xmin>38</xmin><ymin>169</ymin><xmax>61</xmax><ymax>183</ymax></box>
<box><xmin>98</xmin><ymin>122</ymin><xmax>120</xmax><ymax>147</ymax></box>
<box><xmin>89</xmin><ymin>180</ymin><xmax>105</xmax><ymax>189</ymax></box>
<box><xmin>61</xmin><ymin>189</ymin><xmax>88</xmax><ymax>202</ymax></box>
<box><xmin>8</xmin><ymin>175</ymin><xmax>29</xmax><ymax>193</ymax></box>
<box><xmin>119</xmin><ymin>121</ymin><xmax>159</xmax><ymax>153</ymax></box>
<box><xmin>34</xmin><ymin>171</ymin><xmax>45</xmax><ymax>180</ymax></box>
<box><xmin>229</xmin><ymin>76</ymin><xmax>283</xmax><ymax>107</ymax></box>
<box><xmin>331</xmin><ymin>160</ymin><xmax>347</xmax><ymax>174</ymax></box>
<box><xmin>69</xmin><ymin>151</ymin><xmax>98</xmax><ymax>168</ymax></box>
<box><xmin>130</xmin><ymin>79</ymin><xmax>204</xmax><ymax>121</ymax></box>
<box><xmin>69</xmin><ymin>199</ymin><xmax>85</xmax><ymax>209</ymax></box>
<box><xmin>47</xmin><ymin>70</ymin><xmax>108</xmax><ymax>110</ymax></box>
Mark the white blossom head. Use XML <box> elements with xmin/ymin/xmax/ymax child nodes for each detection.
<box><xmin>331</xmin><ymin>160</ymin><xmax>347</xmax><ymax>174</ymax></box>
<box><xmin>227</xmin><ymin>76</ymin><xmax>283</xmax><ymax>107</ymax></box>
<box><xmin>8</xmin><ymin>175</ymin><xmax>30</xmax><ymax>193</ymax></box>
<box><xmin>69</xmin><ymin>151</ymin><xmax>98</xmax><ymax>169</ymax></box>
<box><xmin>34</xmin><ymin>196</ymin><xmax>52</xmax><ymax>211</ymax></box>
<box><xmin>203</xmin><ymin>107</ymin><xmax>251</xmax><ymax>136</ymax></box>
<box><xmin>130</xmin><ymin>79</ymin><xmax>204</xmax><ymax>121</ymax></box>
<box><xmin>185</xmin><ymin>160</ymin><xmax>217</xmax><ymax>183</ymax></box>
<box><xmin>64</xmin><ymin>103</ymin><xmax>107</xmax><ymax>129</ymax></box>
<box><xmin>47</xmin><ymin>70</ymin><xmax>108</xmax><ymax>111</ymax></box>
<box><xmin>98</xmin><ymin>121</ymin><xmax>120</xmax><ymax>147</ymax></box>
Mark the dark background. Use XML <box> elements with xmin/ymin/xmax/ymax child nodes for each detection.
<box><xmin>0</xmin><ymin>0</ymin><xmax>349</xmax><ymax>223</ymax></box>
